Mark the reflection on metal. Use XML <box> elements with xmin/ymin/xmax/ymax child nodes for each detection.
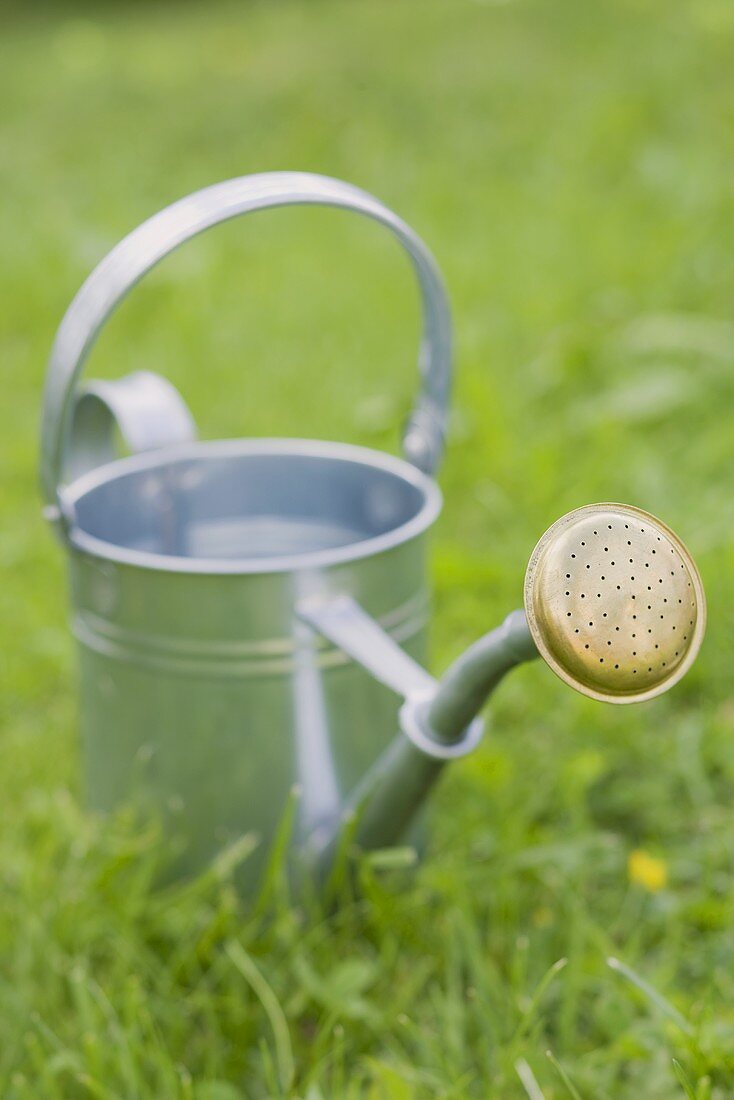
<box><xmin>297</xmin><ymin>594</ymin><xmax>435</xmax><ymax>699</ymax></box>
<box><xmin>291</xmin><ymin>616</ymin><xmax>341</xmax><ymax>839</ymax></box>
<box><xmin>65</xmin><ymin>371</ymin><xmax>196</xmax><ymax>483</ymax></box>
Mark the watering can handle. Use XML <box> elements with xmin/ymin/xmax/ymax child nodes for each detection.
<box><xmin>40</xmin><ymin>171</ymin><xmax>452</xmax><ymax>525</ymax></box>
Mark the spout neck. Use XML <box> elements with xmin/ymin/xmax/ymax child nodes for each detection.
<box><xmin>424</xmin><ymin>610</ymin><xmax>538</xmax><ymax>744</ymax></box>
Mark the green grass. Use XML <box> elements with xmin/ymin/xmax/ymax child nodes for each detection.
<box><xmin>3</xmin><ymin>0</ymin><xmax>734</xmax><ymax>1095</ymax></box>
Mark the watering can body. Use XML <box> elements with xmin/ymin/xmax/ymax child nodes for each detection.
<box><xmin>41</xmin><ymin>173</ymin><xmax>452</xmax><ymax>890</ymax></box>
<box><xmin>68</xmin><ymin>440</ymin><xmax>439</xmax><ymax>886</ymax></box>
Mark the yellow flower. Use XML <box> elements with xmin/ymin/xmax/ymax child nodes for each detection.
<box><xmin>628</xmin><ymin>849</ymin><xmax>668</xmax><ymax>892</ymax></box>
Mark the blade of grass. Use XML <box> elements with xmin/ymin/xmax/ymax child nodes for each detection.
<box><xmin>255</xmin><ymin>784</ymin><xmax>301</xmax><ymax>915</ymax></box>
<box><xmin>515</xmin><ymin>1057</ymin><xmax>546</xmax><ymax>1100</ymax></box>
<box><xmin>545</xmin><ymin>1050</ymin><xmax>583</xmax><ymax>1100</ymax></box>
<box><xmin>671</xmin><ymin>1059</ymin><xmax>696</xmax><ymax>1099</ymax></box>
<box><xmin>607</xmin><ymin>957</ymin><xmax>693</xmax><ymax>1035</ymax></box>
<box><xmin>225</xmin><ymin>940</ymin><xmax>294</xmax><ymax>1095</ymax></box>
<box><xmin>512</xmin><ymin>958</ymin><xmax>568</xmax><ymax>1041</ymax></box>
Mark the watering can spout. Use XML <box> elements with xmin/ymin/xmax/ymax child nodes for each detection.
<box><xmin>422</xmin><ymin>609</ymin><xmax>538</xmax><ymax>742</ymax></box>
<box><xmin>296</xmin><ymin>602</ymin><xmax>539</xmax><ymax>877</ymax></box>
<box><xmin>298</xmin><ymin>502</ymin><xmax>706</xmax><ymax>881</ymax></box>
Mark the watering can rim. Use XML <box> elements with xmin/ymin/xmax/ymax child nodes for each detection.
<box><xmin>62</xmin><ymin>436</ymin><xmax>443</xmax><ymax>576</ymax></box>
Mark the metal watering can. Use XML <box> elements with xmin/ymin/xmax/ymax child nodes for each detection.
<box><xmin>40</xmin><ymin>172</ymin><xmax>707</xmax><ymax>892</ymax></box>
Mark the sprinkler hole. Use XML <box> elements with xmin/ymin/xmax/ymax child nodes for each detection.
<box><xmin>615</xmin><ymin>664</ymin><xmax>619</xmax><ymax>669</ymax></box>
<box><xmin>585</xmin><ymin>644</ymin><xmax>590</xmax><ymax>649</ymax></box>
<box><xmin>567</xmin><ymin>612</ymin><xmax>572</xmax><ymax>617</ymax></box>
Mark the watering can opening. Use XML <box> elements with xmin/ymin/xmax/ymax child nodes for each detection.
<box><xmin>64</xmin><ymin>438</ymin><xmax>442</xmax><ymax>573</ymax></box>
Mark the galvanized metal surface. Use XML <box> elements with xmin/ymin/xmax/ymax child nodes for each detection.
<box><xmin>42</xmin><ymin>173</ymin><xmax>454</xmax><ymax>889</ymax></box>
<box><xmin>65</xmin><ymin>371</ymin><xmax>197</xmax><ymax>484</ymax></box>
<box><xmin>524</xmin><ymin>504</ymin><xmax>706</xmax><ymax>704</ymax></box>
<box><xmin>67</xmin><ymin>439</ymin><xmax>442</xmax><ymax>884</ymax></box>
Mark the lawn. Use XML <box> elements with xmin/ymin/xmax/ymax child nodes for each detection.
<box><xmin>3</xmin><ymin>0</ymin><xmax>734</xmax><ymax>1096</ymax></box>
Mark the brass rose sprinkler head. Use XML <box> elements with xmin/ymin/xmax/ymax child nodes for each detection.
<box><xmin>524</xmin><ymin>504</ymin><xmax>706</xmax><ymax>704</ymax></box>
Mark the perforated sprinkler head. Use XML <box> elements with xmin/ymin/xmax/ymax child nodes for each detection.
<box><xmin>524</xmin><ymin>504</ymin><xmax>706</xmax><ymax>704</ymax></box>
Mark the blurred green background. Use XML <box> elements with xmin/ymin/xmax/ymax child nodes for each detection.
<box><xmin>3</xmin><ymin>0</ymin><xmax>734</xmax><ymax>1096</ymax></box>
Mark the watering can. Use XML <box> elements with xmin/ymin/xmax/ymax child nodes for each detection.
<box><xmin>41</xmin><ymin>172</ymin><xmax>706</xmax><ymax>891</ymax></box>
